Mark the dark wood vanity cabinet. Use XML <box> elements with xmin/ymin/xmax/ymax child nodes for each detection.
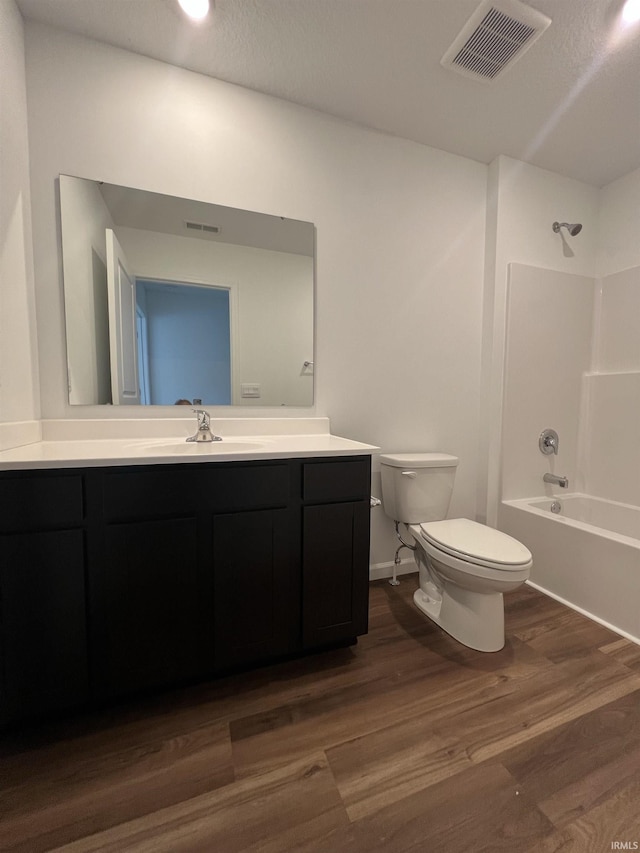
<box><xmin>92</xmin><ymin>462</ymin><xmax>298</xmax><ymax>698</ymax></box>
<box><xmin>0</xmin><ymin>455</ymin><xmax>371</xmax><ymax>724</ymax></box>
<box><xmin>0</xmin><ymin>473</ymin><xmax>89</xmax><ymax>722</ymax></box>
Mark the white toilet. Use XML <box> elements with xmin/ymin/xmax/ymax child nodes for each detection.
<box><xmin>380</xmin><ymin>452</ymin><xmax>532</xmax><ymax>652</ymax></box>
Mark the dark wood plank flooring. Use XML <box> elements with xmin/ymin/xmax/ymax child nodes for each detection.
<box><xmin>2</xmin><ymin>578</ymin><xmax>640</xmax><ymax>852</ymax></box>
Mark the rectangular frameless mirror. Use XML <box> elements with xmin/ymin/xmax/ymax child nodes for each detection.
<box><xmin>59</xmin><ymin>175</ymin><xmax>315</xmax><ymax>407</ymax></box>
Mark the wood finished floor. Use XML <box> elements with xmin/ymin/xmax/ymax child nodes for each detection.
<box><xmin>2</xmin><ymin>579</ymin><xmax>640</xmax><ymax>852</ymax></box>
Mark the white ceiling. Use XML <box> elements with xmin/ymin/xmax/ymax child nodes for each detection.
<box><xmin>15</xmin><ymin>0</ymin><xmax>640</xmax><ymax>187</ymax></box>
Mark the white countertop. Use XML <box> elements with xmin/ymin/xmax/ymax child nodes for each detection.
<box><xmin>0</xmin><ymin>428</ymin><xmax>378</xmax><ymax>471</ymax></box>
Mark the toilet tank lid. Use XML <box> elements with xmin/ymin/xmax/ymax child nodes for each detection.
<box><xmin>379</xmin><ymin>452</ymin><xmax>459</xmax><ymax>468</ymax></box>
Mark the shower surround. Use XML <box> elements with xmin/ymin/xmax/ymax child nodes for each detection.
<box><xmin>498</xmin><ymin>262</ymin><xmax>640</xmax><ymax>642</ymax></box>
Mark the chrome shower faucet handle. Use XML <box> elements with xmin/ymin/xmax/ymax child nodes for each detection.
<box><xmin>539</xmin><ymin>428</ymin><xmax>559</xmax><ymax>456</ymax></box>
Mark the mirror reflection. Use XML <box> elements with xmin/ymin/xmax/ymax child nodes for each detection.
<box><xmin>59</xmin><ymin>175</ymin><xmax>315</xmax><ymax>406</ymax></box>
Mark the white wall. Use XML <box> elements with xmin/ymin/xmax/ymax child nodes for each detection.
<box><xmin>481</xmin><ymin>156</ymin><xmax>599</xmax><ymax>524</ymax></box>
<box><xmin>23</xmin><ymin>22</ymin><xmax>488</xmax><ymax>569</ymax></box>
<box><xmin>0</xmin><ymin>0</ymin><xmax>40</xmax><ymax>444</ymax></box>
<box><xmin>59</xmin><ymin>173</ymin><xmax>115</xmax><ymax>404</ymax></box>
<box><xmin>597</xmin><ymin>167</ymin><xmax>640</xmax><ymax>278</ymax></box>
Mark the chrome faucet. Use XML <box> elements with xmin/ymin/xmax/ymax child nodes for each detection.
<box><xmin>186</xmin><ymin>409</ymin><xmax>222</xmax><ymax>443</ymax></box>
<box><xmin>543</xmin><ymin>473</ymin><xmax>568</xmax><ymax>488</ymax></box>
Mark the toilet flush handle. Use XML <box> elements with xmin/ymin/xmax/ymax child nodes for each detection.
<box><xmin>401</xmin><ymin>470</ymin><xmax>417</xmax><ymax>478</ymax></box>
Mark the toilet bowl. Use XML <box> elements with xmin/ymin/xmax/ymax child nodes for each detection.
<box><xmin>380</xmin><ymin>453</ymin><xmax>532</xmax><ymax>652</ymax></box>
<box><xmin>410</xmin><ymin>518</ymin><xmax>532</xmax><ymax>651</ymax></box>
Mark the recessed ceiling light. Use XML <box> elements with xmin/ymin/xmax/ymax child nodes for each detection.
<box><xmin>177</xmin><ymin>0</ymin><xmax>210</xmax><ymax>21</ymax></box>
<box><xmin>622</xmin><ymin>0</ymin><xmax>640</xmax><ymax>23</ymax></box>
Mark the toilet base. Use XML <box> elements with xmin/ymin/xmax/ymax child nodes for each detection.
<box><xmin>413</xmin><ymin>585</ymin><xmax>505</xmax><ymax>652</ymax></box>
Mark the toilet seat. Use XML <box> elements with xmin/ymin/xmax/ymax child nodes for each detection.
<box><xmin>418</xmin><ymin>518</ymin><xmax>532</xmax><ymax>572</ymax></box>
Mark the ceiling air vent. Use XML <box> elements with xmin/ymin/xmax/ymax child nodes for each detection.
<box><xmin>441</xmin><ymin>0</ymin><xmax>551</xmax><ymax>82</ymax></box>
<box><xmin>185</xmin><ymin>220</ymin><xmax>220</xmax><ymax>234</ymax></box>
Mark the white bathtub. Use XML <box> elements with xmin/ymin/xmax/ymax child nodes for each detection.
<box><xmin>499</xmin><ymin>494</ymin><xmax>640</xmax><ymax>644</ymax></box>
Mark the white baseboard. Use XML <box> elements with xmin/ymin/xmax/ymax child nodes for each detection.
<box><xmin>369</xmin><ymin>557</ymin><xmax>417</xmax><ymax>582</ymax></box>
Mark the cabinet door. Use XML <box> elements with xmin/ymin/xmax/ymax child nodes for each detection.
<box><xmin>90</xmin><ymin>517</ymin><xmax>203</xmax><ymax>699</ymax></box>
<box><xmin>302</xmin><ymin>501</ymin><xmax>370</xmax><ymax>648</ymax></box>
<box><xmin>213</xmin><ymin>508</ymin><xmax>298</xmax><ymax>668</ymax></box>
<box><xmin>0</xmin><ymin>530</ymin><xmax>88</xmax><ymax>723</ymax></box>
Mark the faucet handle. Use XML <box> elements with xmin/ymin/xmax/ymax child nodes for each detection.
<box><xmin>539</xmin><ymin>428</ymin><xmax>559</xmax><ymax>456</ymax></box>
<box><xmin>192</xmin><ymin>408</ymin><xmax>210</xmax><ymax>428</ymax></box>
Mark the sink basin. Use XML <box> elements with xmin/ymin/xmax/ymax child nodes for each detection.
<box><xmin>129</xmin><ymin>439</ymin><xmax>268</xmax><ymax>455</ymax></box>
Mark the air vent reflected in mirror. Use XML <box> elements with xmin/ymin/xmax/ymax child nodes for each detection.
<box><xmin>185</xmin><ymin>220</ymin><xmax>220</xmax><ymax>234</ymax></box>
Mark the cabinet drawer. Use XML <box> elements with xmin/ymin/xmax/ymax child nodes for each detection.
<box><xmin>0</xmin><ymin>474</ymin><xmax>84</xmax><ymax>532</ymax></box>
<box><xmin>205</xmin><ymin>464</ymin><xmax>289</xmax><ymax>512</ymax></box>
<box><xmin>102</xmin><ymin>467</ymin><xmax>201</xmax><ymax>521</ymax></box>
<box><xmin>102</xmin><ymin>462</ymin><xmax>290</xmax><ymax>521</ymax></box>
<box><xmin>302</xmin><ymin>458</ymin><xmax>370</xmax><ymax>504</ymax></box>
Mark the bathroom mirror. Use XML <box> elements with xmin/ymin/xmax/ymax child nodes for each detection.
<box><xmin>59</xmin><ymin>175</ymin><xmax>315</xmax><ymax>407</ymax></box>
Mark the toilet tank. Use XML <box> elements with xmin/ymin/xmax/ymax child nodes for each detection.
<box><xmin>379</xmin><ymin>453</ymin><xmax>459</xmax><ymax>524</ymax></box>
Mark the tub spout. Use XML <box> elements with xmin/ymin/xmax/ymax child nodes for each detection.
<box><xmin>543</xmin><ymin>473</ymin><xmax>569</xmax><ymax>488</ymax></box>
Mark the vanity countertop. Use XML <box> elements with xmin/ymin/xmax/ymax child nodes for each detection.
<box><xmin>0</xmin><ymin>421</ymin><xmax>378</xmax><ymax>471</ymax></box>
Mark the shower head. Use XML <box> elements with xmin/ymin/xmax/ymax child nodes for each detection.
<box><xmin>553</xmin><ymin>221</ymin><xmax>582</xmax><ymax>236</ymax></box>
